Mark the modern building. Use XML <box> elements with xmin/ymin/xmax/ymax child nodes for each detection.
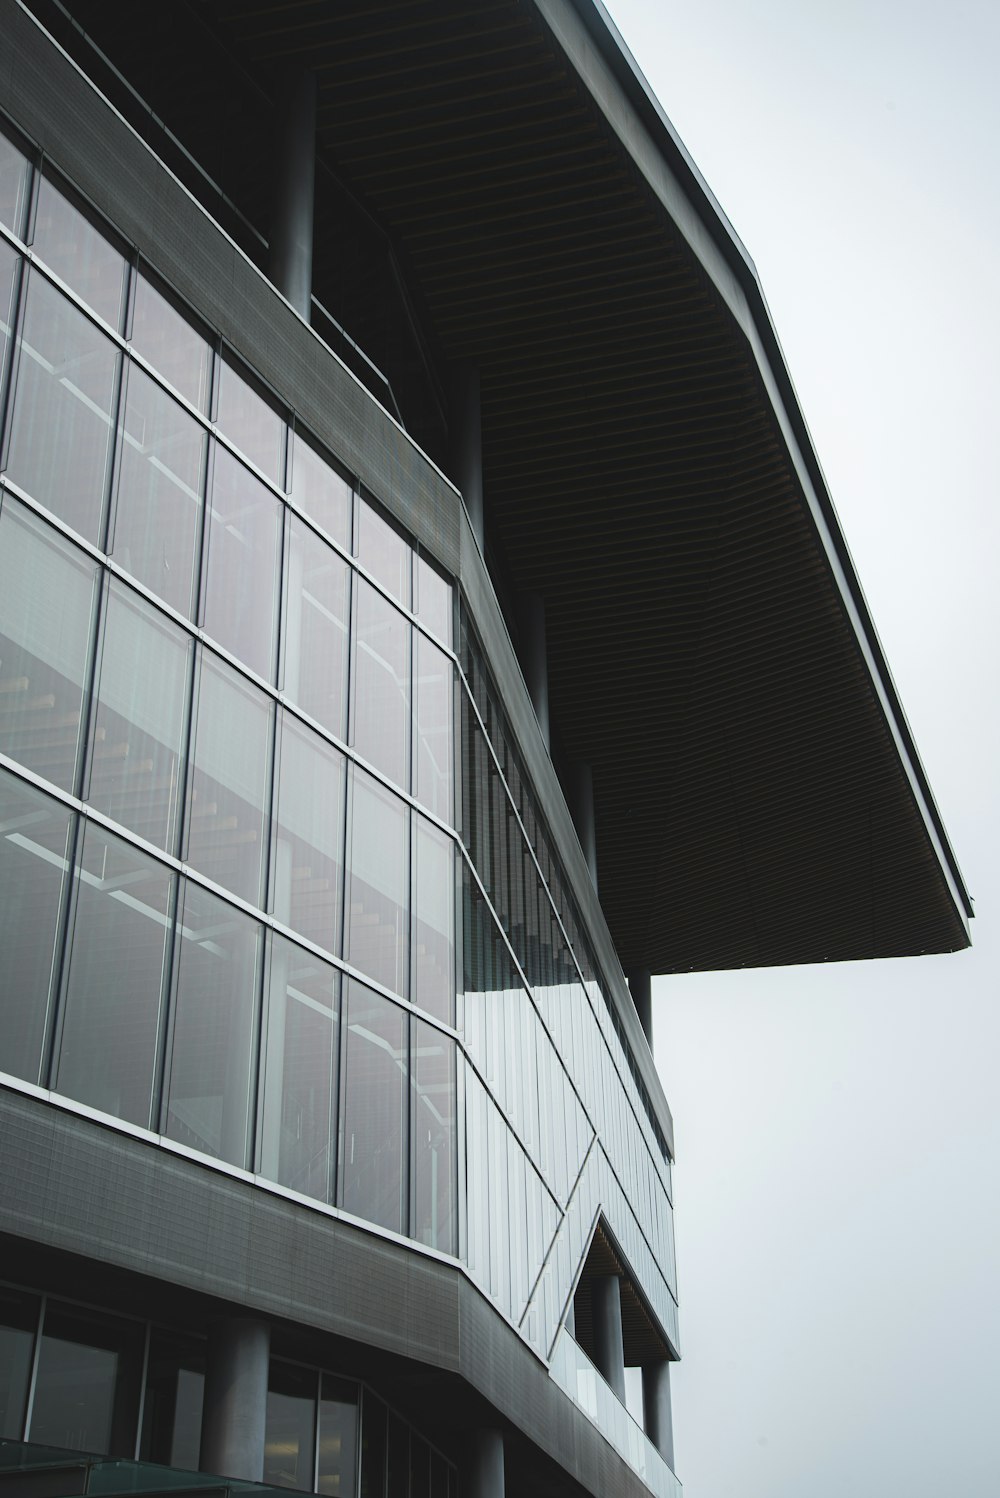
<box><xmin>0</xmin><ymin>2</ymin><xmax>971</xmax><ymax>1496</ymax></box>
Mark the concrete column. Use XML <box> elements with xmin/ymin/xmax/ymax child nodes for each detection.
<box><xmin>449</xmin><ymin>364</ymin><xmax>484</xmax><ymax>551</ymax></box>
<box><xmin>591</xmin><ymin>1274</ymin><xmax>626</xmax><ymax>1404</ymax></box>
<box><xmin>628</xmin><ymin>968</ymin><xmax>653</xmax><ymax>1051</ymax></box>
<box><xmin>567</xmin><ymin>760</ymin><xmax>598</xmax><ymax>890</ymax></box>
<box><xmin>268</xmin><ymin>70</ymin><xmax>317</xmax><ymax>320</ymax></box>
<box><xmin>464</xmin><ymin>1428</ymin><xmax>505</xmax><ymax>1498</ymax></box>
<box><xmin>199</xmin><ymin>1317</ymin><xmax>270</xmax><ymax>1482</ymax></box>
<box><xmin>642</xmin><ymin>1360</ymin><xmax>674</xmax><ymax>1471</ymax></box>
<box><xmin>516</xmin><ymin>593</ymin><xmax>550</xmax><ymax>753</ymax></box>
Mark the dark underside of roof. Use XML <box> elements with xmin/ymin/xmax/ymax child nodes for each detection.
<box><xmin>40</xmin><ymin>0</ymin><xmax>970</xmax><ymax>973</ymax></box>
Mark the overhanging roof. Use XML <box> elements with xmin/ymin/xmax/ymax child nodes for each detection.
<box><xmin>43</xmin><ymin>0</ymin><xmax>972</xmax><ymax>973</ymax></box>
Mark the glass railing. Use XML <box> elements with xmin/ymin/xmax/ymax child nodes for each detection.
<box><xmin>549</xmin><ymin>1331</ymin><xmax>682</xmax><ymax>1498</ymax></box>
<box><xmin>0</xmin><ymin>1440</ymin><xmax>291</xmax><ymax>1495</ymax></box>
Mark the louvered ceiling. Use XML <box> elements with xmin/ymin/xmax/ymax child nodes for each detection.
<box><xmin>47</xmin><ymin>0</ymin><xmax>971</xmax><ymax>972</ymax></box>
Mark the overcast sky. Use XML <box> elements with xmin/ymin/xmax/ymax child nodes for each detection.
<box><xmin>602</xmin><ymin>2</ymin><xmax>999</xmax><ymax>1494</ymax></box>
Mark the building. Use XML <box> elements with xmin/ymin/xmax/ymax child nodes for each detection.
<box><xmin>0</xmin><ymin>2</ymin><xmax>971</xmax><ymax>1496</ymax></box>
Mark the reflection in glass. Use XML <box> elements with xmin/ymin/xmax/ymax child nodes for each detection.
<box><xmin>260</xmin><ymin>935</ymin><xmax>339</xmax><ymax>1204</ymax></box>
<box><xmin>291</xmin><ymin>432</ymin><xmax>351</xmax><ymax>548</ymax></box>
<box><xmin>415</xmin><ymin>555</ymin><xmax>452</xmax><ymax>649</ymax></box>
<box><xmin>284</xmin><ymin>515</ymin><xmax>350</xmax><ymax>740</ymax></box>
<box><xmin>5</xmin><ymin>270</ymin><xmax>119</xmax><ymax>543</ymax></box>
<box><xmin>0</xmin><ymin>771</ymin><xmax>73</xmax><ymax>1084</ymax></box>
<box><xmin>216</xmin><ymin>356</ymin><xmax>284</xmax><ymax>485</ymax></box>
<box><xmin>29</xmin><ymin>1302</ymin><xmax>143</xmax><ymax>1456</ymax></box>
<box><xmin>56</xmin><ymin>824</ymin><xmax>173</xmax><ymax>1127</ymax></box>
<box><xmin>318</xmin><ymin>1375</ymin><xmax>358</xmax><ymax>1497</ymax></box>
<box><xmin>415</xmin><ymin>632</ymin><xmax>453</xmax><ymax>823</ymax></box>
<box><xmin>111</xmin><ymin>362</ymin><xmax>207</xmax><ymax>618</ymax></box>
<box><xmin>204</xmin><ymin>445</ymin><xmax>282</xmax><ymax>682</ymax></box>
<box><xmin>131</xmin><ymin>272</ymin><xmax>212</xmax><ymax>413</ymax></box>
<box><xmin>340</xmin><ymin>982</ymin><xmax>407</xmax><ymax>1235</ymax></box>
<box><xmin>185</xmin><ymin>651</ymin><xmax>272</xmax><ymax>907</ymax></box>
<box><xmin>357</xmin><ymin>497</ymin><xmax>409</xmax><ymax>606</ymax></box>
<box><xmin>0</xmin><ymin>498</ymin><xmax>99</xmax><ymax>793</ymax></box>
<box><xmin>87</xmin><ymin>580</ymin><xmax>193</xmax><ymax>853</ymax></box>
<box><xmin>346</xmin><ymin>770</ymin><xmax>408</xmax><ymax>998</ymax></box>
<box><xmin>265</xmin><ymin>1360</ymin><xmax>316</xmax><ymax>1491</ymax></box>
<box><xmin>0</xmin><ymin>131</ymin><xmax>30</xmax><ymax>237</ymax></box>
<box><xmin>139</xmin><ymin>1329</ymin><xmax>205</xmax><ymax>1471</ymax></box>
<box><xmin>352</xmin><ymin>579</ymin><xmax>409</xmax><ymax>790</ymax></box>
<box><xmin>0</xmin><ymin>241</ymin><xmax>19</xmax><ymax>407</ymax></box>
<box><xmin>0</xmin><ymin>1286</ymin><xmax>38</xmax><ymax>1439</ymax></box>
<box><xmin>412</xmin><ymin>1020</ymin><xmax>457</xmax><ymax>1255</ymax></box>
<box><xmin>413</xmin><ymin>817</ymin><xmax>454</xmax><ymax>1025</ymax></box>
<box><xmin>32</xmin><ymin>178</ymin><xmax>126</xmax><ymax>330</ymax></box>
<box><xmin>165</xmin><ymin>881</ymin><xmax>262</xmax><ymax>1168</ymax></box>
<box><xmin>271</xmin><ymin>714</ymin><xmax>344</xmax><ymax>955</ymax></box>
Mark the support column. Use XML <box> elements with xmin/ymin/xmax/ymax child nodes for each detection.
<box><xmin>464</xmin><ymin>1428</ymin><xmax>505</xmax><ymax>1498</ymax></box>
<box><xmin>516</xmin><ymin>593</ymin><xmax>550</xmax><ymax>753</ymax></box>
<box><xmin>642</xmin><ymin>1360</ymin><xmax>674</xmax><ymax>1471</ymax></box>
<box><xmin>449</xmin><ymin>364</ymin><xmax>484</xmax><ymax>551</ymax></box>
<box><xmin>199</xmin><ymin>1317</ymin><xmax>270</xmax><ymax>1482</ymax></box>
<box><xmin>567</xmin><ymin>761</ymin><xmax>598</xmax><ymax>890</ymax></box>
<box><xmin>628</xmin><ymin>968</ymin><xmax>653</xmax><ymax>1051</ymax></box>
<box><xmin>591</xmin><ymin>1274</ymin><xmax>626</xmax><ymax>1404</ymax></box>
<box><xmin>268</xmin><ymin>70</ymin><xmax>317</xmax><ymax>320</ymax></box>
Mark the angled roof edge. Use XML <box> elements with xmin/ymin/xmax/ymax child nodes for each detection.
<box><xmin>542</xmin><ymin>0</ymin><xmax>972</xmax><ymax>932</ymax></box>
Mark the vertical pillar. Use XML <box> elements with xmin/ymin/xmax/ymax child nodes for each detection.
<box><xmin>628</xmin><ymin>969</ymin><xmax>653</xmax><ymax>1051</ymax></box>
<box><xmin>516</xmin><ymin>593</ymin><xmax>550</xmax><ymax>753</ymax></box>
<box><xmin>199</xmin><ymin>1317</ymin><xmax>270</xmax><ymax>1482</ymax></box>
<box><xmin>464</xmin><ymin>1428</ymin><xmax>505</xmax><ymax>1498</ymax></box>
<box><xmin>591</xmin><ymin>1274</ymin><xmax>626</xmax><ymax>1404</ymax></box>
<box><xmin>567</xmin><ymin>761</ymin><xmax>598</xmax><ymax>890</ymax></box>
<box><xmin>449</xmin><ymin>364</ymin><xmax>485</xmax><ymax>551</ymax></box>
<box><xmin>642</xmin><ymin>1360</ymin><xmax>674</xmax><ymax>1471</ymax></box>
<box><xmin>268</xmin><ymin>70</ymin><xmax>317</xmax><ymax>320</ymax></box>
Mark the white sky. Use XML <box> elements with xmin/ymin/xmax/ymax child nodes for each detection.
<box><xmin>601</xmin><ymin>2</ymin><xmax>1000</xmax><ymax>1494</ymax></box>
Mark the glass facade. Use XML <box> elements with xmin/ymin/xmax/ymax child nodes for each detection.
<box><xmin>0</xmin><ymin>1284</ymin><xmax>452</xmax><ymax>1497</ymax></box>
<box><xmin>0</xmin><ymin>120</ymin><xmax>677</xmax><ymax>1426</ymax></box>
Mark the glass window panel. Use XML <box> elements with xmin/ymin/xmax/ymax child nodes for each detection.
<box><xmin>291</xmin><ymin>432</ymin><xmax>351</xmax><ymax>549</ymax></box>
<box><xmin>29</xmin><ymin>1302</ymin><xmax>144</xmax><ymax>1457</ymax></box>
<box><xmin>260</xmin><ymin>934</ymin><xmax>340</xmax><ymax>1203</ymax></box>
<box><xmin>216</xmin><ymin>356</ymin><xmax>284</xmax><ymax>485</ymax></box>
<box><xmin>346</xmin><ymin>770</ymin><xmax>408</xmax><ymax>999</ymax></box>
<box><xmin>0</xmin><ymin>131</ymin><xmax>30</xmax><ymax>237</ymax></box>
<box><xmin>265</xmin><ymin>1361</ymin><xmax>316</xmax><ymax>1491</ymax></box>
<box><xmin>271</xmin><ymin>714</ymin><xmax>344</xmax><ymax>955</ymax></box>
<box><xmin>283</xmin><ymin>514</ymin><xmax>349</xmax><ymax>740</ymax></box>
<box><xmin>340</xmin><ymin>981</ymin><xmax>407</xmax><ymax>1235</ymax></box>
<box><xmin>359</xmin><ymin>1391</ymin><xmax>387</xmax><ymax>1498</ymax></box>
<box><xmin>318</xmin><ymin>1374</ymin><xmax>359</xmax><ymax>1498</ymax></box>
<box><xmin>139</xmin><ymin>1330</ymin><xmax>205</xmax><ymax>1471</ymax></box>
<box><xmin>111</xmin><ymin>362</ymin><xmax>207</xmax><ymax>618</ymax></box>
<box><xmin>131</xmin><ymin>271</ymin><xmax>212</xmax><ymax>413</ymax></box>
<box><xmin>203</xmin><ymin>445</ymin><xmax>282</xmax><ymax>682</ymax></box>
<box><xmin>410</xmin><ymin>1435</ymin><xmax>430</xmax><ymax>1498</ymax></box>
<box><xmin>412</xmin><ymin>1019</ymin><xmax>457</xmax><ymax>1255</ymax></box>
<box><xmin>352</xmin><ymin>579</ymin><xmax>409</xmax><ymax>790</ymax></box>
<box><xmin>413</xmin><ymin>816</ymin><xmax>453</xmax><ymax>1026</ymax></box>
<box><xmin>386</xmin><ymin>1411</ymin><xmax>408</xmax><ymax>1498</ymax></box>
<box><xmin>56</xmin><ymin>824</ymin><xmax>173</xmax><ymax>1127</ymax></box>
<box><xmin>414</xmin><ymin>632</ymin><xmax>452</xmax><ymax>823</ymax></box>
<box><xmin>5</xmin><ymin>270</ymin><xmax>119</xmax><ymax>543</ymax></box>
<box><xmin>0</xmin><ymin>770</ymin><xmax>73</xmax><ymax>1084</ymax></box>
<box><xmin>357</xmin><ymin>497</ymin><xmax>409</xmax><ymax>606</ymax></box>
<box><xmin>0</xmin><ymin>1287</ymin><xmax>38</xmax><ymax>1439</ymax></box>
<box><xmin>86</xmin><ymin>580</ymin><xmax>193</xmax><ymax>853</ymax></box>
<box><xmin>0</xmin><ymin>240</ymin><xmax>19</xmax><ymax>407</ymax></box>
<box><xmin>415</xmin><ymin>556</ymin><xmax>451</xmax><ymax>650</ymax></box>
<box><xmin>0</xmin><ymin>499</ymin><xmax>99</xmax><ymax>793</ymax></box>
<box><xmin>185</xmin><ymin>651</ymin><xmax>272</xmax><ymax>907</ymax></box>
<box><xmin>165</xmin><ymin>880</ymin><xmax>262</xmax><ymax>1168</ymax></box>
<box><xmin>32</xmin><ymin>178</ymin><xmax>126</xmax><ymax>330</ymax></box>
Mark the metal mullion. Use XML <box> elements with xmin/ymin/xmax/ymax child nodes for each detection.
<box><xmin>21</xmin><ymin>1291</ymin><xmax>46</xmax><ymax>1441</ymax></box>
